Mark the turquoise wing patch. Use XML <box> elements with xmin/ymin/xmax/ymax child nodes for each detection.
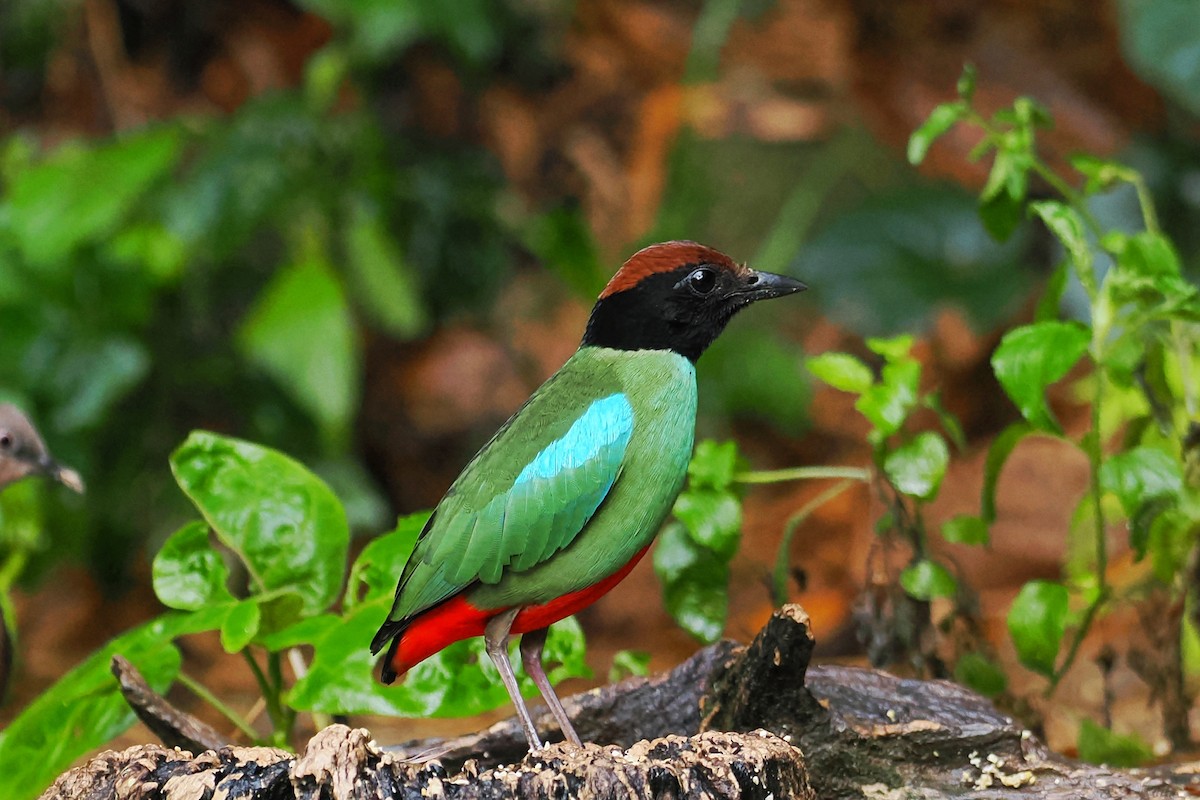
<box><xmin>448</xmin><ymin>393</ymin><xmax>633</xmax><ymax>584</ymax></box>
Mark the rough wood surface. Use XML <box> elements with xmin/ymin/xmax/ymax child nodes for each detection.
<box><xmin>41</xmin><ymin>604</ymin><xmax>1200</xmax><ymax>799</ymax></box>
<box><xmin>384</xmin><ymin>638</ymin><xmax>739</xmax><ymax>770</ymax></box>
<box><xmin>111</xmin><ymin>654</ymin><xmax>227</xmax><ymax>753</ymax></box>
<box><xmin>40</xmin><ymin>725</ymin><xmax>809</xmax><ymax>800</ymax></box>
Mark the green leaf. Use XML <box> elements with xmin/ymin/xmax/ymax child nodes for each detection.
<box><xmin>992</xmin><ymin>321</ymin><xmax>1090</xmax><ymax>433</ymax></box>
<box><xmin>866</xmin><ymin>334</ymin><xmax>914</xmax><ymax>361</ymax></box>
<box><xmin>899</xmin><ymin>559</ymin><xmax>957</xmax><ymax>600</ymax></box>
<box><xmin>1076</xmin><ymin>719</ymin><xmax>1153</xmax><ymax>768</ymax></box>
<box><xmin>1099</xmin><ymin>446</ymin><xmax>1184</xmax><ymax>517</ymax></box>
<box><xmin>220</xmin><ymin>599</ymin><xmax>262</xmax><ymax>653</ymax></box>
<box><xmin>608</xmin><ymin>650</ymin><xmax>652</xmax><ymax>683</ymax></box>
<box><xmin>347</xmin><ymin>511</ymin><xmax>429</xmax><ymax>606</ymax></box>
<box><xmin>1011</xmin><ymin>96</ymin><xmax>1051</xmax><ymax>129</ymax></box>
<box><xmin>856</xmin><ymin>358</ymin><xmax>920</xmax><ymax>438</ymax></box>
<box><xmin>1071</xmin><ymin>154</ymin><xmax>1133</xmax><ymax>195</ymax></box>
<box><xmin>1034</xmin><ymin>261</ymin><xmax>1070</xmax><ymax>322</ymax></box>
<box><xmin>807</xmin><ymin>352</ymin><xmax>873</xmax><ymax>394</ymax></box>
<box><xmin>1030</xmin><ymin>201</ymin><xmax>1094</xmax><ymax>288</ymax></box>
<box><xmin>6</xmin><ymin>127</ymin><xmax>181</xmax><ymax>269</ymax></box>
<box><xmin>978</xmin><ymin>184</ymin><xmax>1024</xmax><ymax>242</ymax></box>
<box><xmin>257</xmin><ymin>613</ymin><xmax>340</xmax><ymax>652</ymax></box>
<box><xmin>238</xmin><ymin>245</ymin><xmax>360</xmax><ymax>445</ymax></box>
<box><xmin>956</xmin><ymin>63</ymin><xmax>978</xmax><ymax>101</ymax></box>
<box><xmin>152</xmin><ymin>521</ymin><xmax>235</xmax><ymax>611</ymax></box>
<box><xmin>941</xmin><ymin>514</ymin><xmax>989</xmax><ymax>546</ymax></box>
<box><xmin>653</xmin><ymin>522</ymin><xmax>729</xmax><ymax>643</ymax></box>
<box><xmin>303</xmin><ymin>43</ymin><xmax>348</xmax><ymax>111</ymax></box>
<box><xmin>49</xmin><ymin>335</ymin><xmax>151</xmax><ymax>433</ymax></box>
<box><xmin>344</xmin><ymin>199</ymin><xmax>427</xmax><ymax>339</ymax></box>
<box><xmin>686</xmin><ymin>440</ymin><xmax>741</xmax><ymax>491</ymax></box>
<box><xmin>883</xmin><ymin>432</ymin><xmax>950</xmax><ymax>500</ymax></box>
<box><xmin>170</xmin><ymin>431</ymin><xmax>349</xmax><ymax>616</ymax></box>
<box><xmin>1146</xmin><ymin>507</ymin><xmax>1193</xmax><ymax>582</ymax></box>
<box><xmin>1130</xmin><ymin>496</ymin><xmax>1176</xmax><ymax>562</ymax></box>
<box><xmin>0</xmin><ymin>612</ymin><xmax>211</xmax><ymax>800</ymax></box>
<box><xmin>907</xmin><ymin>101</ymin><xmax>966</xmax><ymax>165</ymax></box>
<box><xmin>923</xmin><ymin>391</ymin><xmax>967</xmax><ymax>452</ymax></box>
<box><xmin>673</xmin><ymin>489</ymin><xmax>742</xmax><ymax>558</ymax></box>
<box><xmin>981</xmin><ymin>146</ymin><xmax>1016</xmax><ymax>202</ymax></box>
<box><xmin>1107</xmin><ymin>230</ymin><xmax>1181</xmax><ymax>279</ymax></box>
<box><xmin>954</xmin><ymin>651</ymin><xmax>1007</xmax><ymax>697</ymax></box>
<box><xmin>1007</xmin><ymin>579</ymin><xmax>1068</xmax><ymax>676</ymax></box>
<box><xmin>982</xmin><ymin>423</ymin><xmax>1032</xmax><ymax>522</ymax></box>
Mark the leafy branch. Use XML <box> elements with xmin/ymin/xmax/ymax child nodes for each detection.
<box><xmin>911</xmin><ymin>65</ymin><xmax>1200</xmax><ymax>752</ymax></box>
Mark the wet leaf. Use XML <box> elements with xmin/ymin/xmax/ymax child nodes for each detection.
<box><xmin>171</xmin><ymin>432</ymin><xmax>349</xmax><ymax>617</ymax></box>
<box><xmin>152</xmin><ymin>521</ymin><xmax>234</xmax><ymax>611</ymax></box>
<box><xmin>883</xmin><ymin>431</ymin><xmax>950</xmax><ymax>500</ymax></box>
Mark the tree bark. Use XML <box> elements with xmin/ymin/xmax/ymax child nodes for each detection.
<box><xmin>41</xmin><ymin>604</ymin><xmax>1200</xmax><ymax>799</ymax></box>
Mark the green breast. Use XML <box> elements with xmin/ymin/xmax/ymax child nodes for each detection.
<box><xmin>467</xmin><ymin>347</ymin><xmax>696</xmax><ymax>609</ymax></box>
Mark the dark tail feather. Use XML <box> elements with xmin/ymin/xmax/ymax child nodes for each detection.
<box><xmin>371</xmin><ymin>618</ymin><xmax>410</xmax><ymax>684</ymax></box>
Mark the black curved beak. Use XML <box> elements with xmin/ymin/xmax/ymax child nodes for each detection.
<box><xmin>737</xmin><ymin>269</ymin><xmax>808</xmax><ymax>303</ymax></box>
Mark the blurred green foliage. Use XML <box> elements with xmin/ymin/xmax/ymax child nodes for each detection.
<box><xmin>1119</xmin><ymin>0</ymin><xmax>1200</xmax><ymax>117</ymax></box>
<box><xmin>0</xmin><ymin>4</ymin><xmax>541</xmax><ymax>587</ymax></box>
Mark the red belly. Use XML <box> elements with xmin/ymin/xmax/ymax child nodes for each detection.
<box><xmin>387</xmin><ymin>544</ymin><xmax>650</xmax><ymax>678</ymax></box>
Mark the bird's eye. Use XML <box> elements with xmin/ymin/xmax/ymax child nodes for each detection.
<box><xmin>686</xmin><ymin>267</ymin><xmax>717</xmax><ymax>295</ymax></box>
<box><xmin>0</xmin><ymin>432</ymin><xmax>10</xmax><ymax>450</ymax></box>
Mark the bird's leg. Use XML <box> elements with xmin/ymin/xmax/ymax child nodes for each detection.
<box><xmin>519</xmin><ymin>626</ymin><xmax>582</xmax><ymax>746</ymax></box>
<box><xmin>484</xmin><ymin>607</ymin><xmax>543</xmax><ymax>750</ymax></box>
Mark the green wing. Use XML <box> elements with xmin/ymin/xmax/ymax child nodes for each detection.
<box><xmin>381</xmin><ymin>386</ymin><xmax>634</xmax><ymax>627</ymax></box>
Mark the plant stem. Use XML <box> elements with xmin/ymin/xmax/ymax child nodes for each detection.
<box><xmin>1047</xmin><ymin>586</ymin><xmax>1108</xmax><ymax>695</ymax></box>
<box><xmin>1130</xmin><ymin>173</ymin><xmax>1161</xmax><ymax>235</ymax></box>
<box><xmin>1049</xmin><ymin>359</ymin><xmax>1111</xmax><ymax>694</ymax></box>
<box><xmin>964</xmin><ymin>108</ymin><xmax>1104</xmax><ymax>235</ymax></box>
<box><xmin>287</xmin><ymin>648</ymin><xmax>332</xmax><ymax>731</ymax></box>
<box><xmin>268</xmin><ymin>651</ymin><xmax>295</xmax><ymax>744</ymax></box>
<box><xmin>0</xmin><ymin>549</ymin><xmax>28</xmax><ymax>593</ymax></box>
<box><xmin>735</xmin><ymin>466</ymin><xmax>872</xmax><ymax>485</ymax></box>
<box><xmin>177</xmin><ymin>671</ymin><xmax>260</xmax><ymax>741</ymax></box>
<box><xmin>242</xmin><ymin>650</ymin><xmax>279</xmax><ymax>732</ymax></box>
<box><xmin>1172</xmin><ymin>323</ymin><xmax>1197</xmax><ymax>418</ymax></box>
<box><xmin>1029</xmin><ymin>160</ymin><xmax>1105</xmax><ymax>233</ymax></box>
<box><xmin>772</xmin><ymin>479</ymin><xmax>859</xmax><ymax>605</ymax></box>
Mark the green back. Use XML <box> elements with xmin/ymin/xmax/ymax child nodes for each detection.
<box><xmin>385</xmin><ymin>347</ymin><xmax>697</xmax><ymax>622</ymax></box>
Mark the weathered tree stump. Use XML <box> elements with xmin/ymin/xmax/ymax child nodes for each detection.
<box><xmin>41</xmin><ymin>604</ymin><xmax>1200</xmax><ymax>799</ymax></box>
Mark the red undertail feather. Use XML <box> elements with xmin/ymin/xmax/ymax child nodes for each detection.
<box><xmin>382</xmin><ymin>545</ymin><xmax>651</xmax><ymax>682</ymax></box>
<box><xmin>598</xmin><ymin>241</ymin><xmax>746</xmax><ymax>299</ymax></box>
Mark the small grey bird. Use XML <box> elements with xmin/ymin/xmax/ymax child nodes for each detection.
<box><xmin>0</xmin><ymin>404</ymin><xmax>84</xmax><ymax>493</ymax></box>
<box><xmin>0</xmin><ymin>404</ymin><xmax>84</xmax><ymax>703</ymax></box>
